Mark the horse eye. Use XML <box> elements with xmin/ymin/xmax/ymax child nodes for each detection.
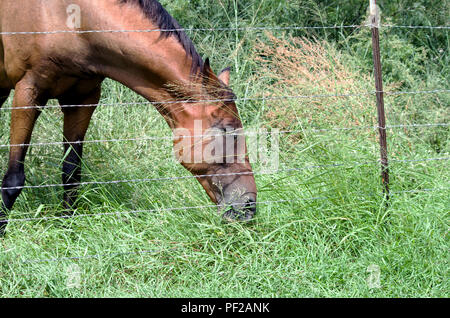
<box><xmin>222</xmin><ymin>127</ymin><xmax>238</xmax><ymax>140</ymax></box>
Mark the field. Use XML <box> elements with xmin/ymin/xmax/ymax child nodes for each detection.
<box><xmin>0</xmin><ymin>0</ymin><xmax>449</xmax><ymax>297</ymax></box>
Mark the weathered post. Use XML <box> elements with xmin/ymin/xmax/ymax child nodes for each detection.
<box><xmin>369</xmin><ymin>0</ymin><xmax>390</xmax><ymax>201</ymax></box>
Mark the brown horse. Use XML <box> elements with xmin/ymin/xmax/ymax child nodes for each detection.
<box><xmin>0</xmin><ymin>0</ymin><xmax>257</xmax><ymax>233</ymax></box>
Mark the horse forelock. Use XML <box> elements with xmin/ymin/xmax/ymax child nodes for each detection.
<box><xmin>118</xmin><ymin>0</ymin><xmax>204</xmax><ymax>75</ymax></box>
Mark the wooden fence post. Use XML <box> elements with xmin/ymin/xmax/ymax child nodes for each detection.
<box><xmin>370</xmin><ymin>0</ymin><xmax>390</xmax><ymax>201</ymax></box>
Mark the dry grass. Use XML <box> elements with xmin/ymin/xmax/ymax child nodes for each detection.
<box><xmin>252</xmin><ymin>33</ymin><xmax>398</xmax><ymax>135</ymax></box>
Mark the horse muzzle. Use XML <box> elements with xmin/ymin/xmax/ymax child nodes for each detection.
<box><xmin>220</xmin><ymin>198</ymin><xmax>257</xmax><ymax>222</ymax></box>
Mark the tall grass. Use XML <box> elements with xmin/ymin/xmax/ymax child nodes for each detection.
<box><xmin>0</xmin><ymin>0</ymin><xmax>448</xmax><ymax>297</ymax></box>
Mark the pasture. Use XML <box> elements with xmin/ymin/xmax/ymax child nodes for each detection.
<box><xmin>0</xmin><ymin>0</ymin><xmax>448</xmax><ymax>297</ymax></box>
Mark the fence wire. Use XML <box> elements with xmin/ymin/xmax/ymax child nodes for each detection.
<box><xmin>3</xmin><ymin>184</ymin><xmax>449</xmax><ymax>225</ymax></box>
<box><xmin>0</xmin><ymin>89</ymin><xmax>448</xmax><ymax>111</ymax></box>
<box><xmin>0</xmin><ymin>186</ymin><xmax>446</xmax><ymax>266</ymax></box>
<box><xmin>0</xmin><ymin>23</ymin><xmax>448</xmax><ymax>36</ymax></box>
<box><xmin>1</xmin><ymin>157</ymin><xmax>448</xmax><ymax>192</ymax></box>
<box><xmin>0</xmin><ymin>122</ymin><xmax>448</xmax><ymax>149</ymax></box>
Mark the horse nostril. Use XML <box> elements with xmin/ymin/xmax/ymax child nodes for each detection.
<box><xmin>222</xmin><ymin>199</ymin><xmax>256</xmax><ymax>222</ymax></box>
<box><xmin>244</xmin><ymin>199</ymin><xmax>256</xmax><ymax>214</ymax></box>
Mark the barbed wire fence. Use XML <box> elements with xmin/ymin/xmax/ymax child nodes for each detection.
<box><xmin>0</xmin><ymin>13</ymin><xmax>448</xmax><ymax>266</ymax></box>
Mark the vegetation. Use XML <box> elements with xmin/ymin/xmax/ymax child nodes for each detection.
<box><xmin>0</xmin><ymin>0</ymin><xmax>448</xmax><ymax>297</ymax></box>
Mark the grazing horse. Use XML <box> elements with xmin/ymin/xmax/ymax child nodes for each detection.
<box><xmin>0</xmin><ymin>0</ymin><xmax>257</xmax><ymax>233</ymax></box>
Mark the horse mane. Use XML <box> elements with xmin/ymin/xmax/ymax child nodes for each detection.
<box><xmin>118</xmin><ymin>0</ymin><xmax>204</xmax><ymax>75</ymax></box>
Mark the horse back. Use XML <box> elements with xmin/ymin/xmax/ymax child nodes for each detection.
<box><xmin>0</xmin><ymin>0</ymin><xmax>96</xmax><ymax>93</ymax></box>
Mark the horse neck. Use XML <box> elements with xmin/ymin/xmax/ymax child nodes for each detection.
<box><xmin>85</xmin><ymin>1</ymin><xmax>201</xmax><ymax>114</ymax></box>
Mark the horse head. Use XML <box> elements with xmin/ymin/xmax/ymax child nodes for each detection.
<box><xmin>171</xmin><ymin>59</ymin><xmax>257</xmax><ymax>221</ymax></box>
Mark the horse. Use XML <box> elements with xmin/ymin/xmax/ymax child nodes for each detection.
<box><xmin>0</xmin><ymin>0</ymin><xmax>257</xmax><ymax>234</ymax></box>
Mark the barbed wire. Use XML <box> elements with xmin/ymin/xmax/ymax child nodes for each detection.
<box><xmin>1</xmin><ymin>157</ymin><xmax>448</xmax><ymax>192</ymax></box>
<box><xmin>381</xmin><ymin>24</ymin><xmax>450</xmax><ymax>29</ymax></box>
<box><xmin>1</xmin><ymin>186</ymin><xmax>447</xmax><ymax>265</ymax></box>
<box><xmin>4</xmin><ymin>183</ymin><xmax>450</xmax><ymax>224</ymax></box>
<box><xmin>0</xmin><ymin>122</ymin><xmax>448</xmax><ymax>149</ymax></box>
<box><xmin>390</xmin><ymin>188</ymin><xmax>450</xmax><ymax>194</ymax></box>
<box><xmin>0</xmin><ymin>91</ymin><xmax>394</xmax><ymax>111</ymax></box>
<box><xmin>0</xmin><ymin>24</ymin><xmax>448</xmax><ymax>36</ymax></box>
<box><xmin>0</xmin><ymin>89</ymin><xmax>448</xmax><ymax>112</ymax></box>
<box><xmin>1</xmin><ymin>198</ymin><xmax>318</xmax><ymax>224</ymax></box>
<box><xmin>0</xmin><ymin>162</ymin><xmax>372</xmax><ymax>191</ymax></box>
<box><xmin>0</xmin><ymin>25</ymin><xmax>361</xmax><ymax>36</ymax></box>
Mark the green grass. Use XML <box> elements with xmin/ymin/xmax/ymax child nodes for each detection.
<box><xmin>0</xmin><ymin>0</ymin><xmax>449</xmax><ymax>297</ymax></box>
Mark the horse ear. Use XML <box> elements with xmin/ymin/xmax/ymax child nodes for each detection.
<box><xmin>218</xmin><ymin>67</ymin><xmax>231</xmax><ymax>86</ymax></box>
<box><xmin>203</xmin><ymin>58</ymin><xmax>214</xmax><ymax>78</ymax></box>
<box><xmin>202</xmin><ymin>57</ymin><xmax>219</xmax><ymax>91</ymax></box>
